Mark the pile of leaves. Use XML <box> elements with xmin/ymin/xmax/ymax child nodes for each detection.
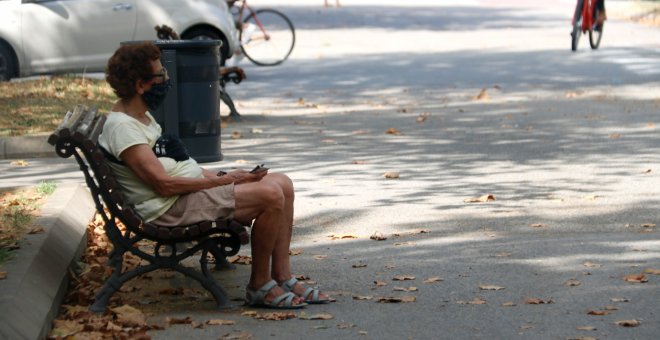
<box><xmin>0</xmin><ymin>75</ymin><xmax>115</xmax><ymax>137</ymax></box>
<box><xmin>48</xmin><ymin>214</ymin><xmax>164</xmax><ymax>339</ymax></box>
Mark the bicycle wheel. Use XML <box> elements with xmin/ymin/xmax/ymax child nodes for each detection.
<box><xmin>241</xmin><ymin>9</ymin><xmax>295</xmax><ymax>66</ymax></box>
<box><xmin>571</xmin><ymin>16</ymin><xmax>582</xmax><ymax>51</ymax></box>
<box><xmin>589</xmin><ymin>21</ymin><xmax>603</xmax><ymax>49</ymax></box>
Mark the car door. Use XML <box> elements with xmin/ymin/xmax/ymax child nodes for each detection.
<box><xmin>20</xmin><ymin>0</ymin><xmax>136</xmax><ymax>74</ymax></box>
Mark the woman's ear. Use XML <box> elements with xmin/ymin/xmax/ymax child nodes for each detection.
<box><xmin>135</xmin><ymin>78</ymin><xmax>148</xmax><ymax>95</ymax></box>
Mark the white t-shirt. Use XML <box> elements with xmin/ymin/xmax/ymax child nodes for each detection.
<box><xmin>98</xmin><ymin>111</ymin><xmax>203</xmax><ymax>222</ymax></box>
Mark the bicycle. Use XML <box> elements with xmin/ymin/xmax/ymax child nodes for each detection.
<box><xmin>227</xmin><ymin>0</ymin><xmax>296</xmax><ymax>66</ymax></box>
<box><xmin>571</xmin><ymin>0</ymin><xmax>604</xmax><ymax>51</ymax></box>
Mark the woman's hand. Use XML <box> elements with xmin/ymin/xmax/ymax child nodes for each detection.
<box><xmin>227</xmin><ymin>169</ymin><xmax>268</xmax><ymax>184</ymax></box>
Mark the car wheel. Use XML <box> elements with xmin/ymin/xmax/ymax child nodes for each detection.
<box><xmin>0</xmin><ymin>43</ymin><xmax>17</xmax><ymax>81</ymax></box>
<box><xmin>181</xmin><ymin>28</ymin><xmax>229</xmax><ymax>66</ymax></box>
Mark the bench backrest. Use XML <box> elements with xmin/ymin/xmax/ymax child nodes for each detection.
<box><xmin>48</xmin><ymin>105</ymin><xmax>144</xmax><ymax>233</ymax></box>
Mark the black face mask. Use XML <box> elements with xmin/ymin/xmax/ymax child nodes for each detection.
<box><xmin>142</xmin><ymin>78</ymin><xmax>172</xmax><ymax>112</ymax></box>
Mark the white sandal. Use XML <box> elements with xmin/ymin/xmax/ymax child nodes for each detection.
<box><xmin>281</xmin><ymin>277</ymin><xmax>333</xmax><ymax>304</ymax></box>
<box><xmin>245</xmin><ymin>280</ymin><xmax>307</xmax><ymax>309</ymax></box>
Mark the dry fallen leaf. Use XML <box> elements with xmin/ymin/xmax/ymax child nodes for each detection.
<box><xmin>576</xmin><ymin>326</ymin><xmax>597</xmax><ymax>331</ymax></box>
<box><xmin>0</xmin><ymin>272</ymin><xmax>6</xmax><ymax>280</ymax></box>
<box><xmin>457</xmin><ymin>298</ymin><xmax>487</xmax><ymax>305</ymax></box>
<box><xmin>50</xmin><ymin>319</ymin><xmax>84</xmax><ymax>338</ymax></box>
<box><xmin>502</xmin><ymin>301</ymin><xmax>516</xmax><ymax>307</ymax></box>
<box><xmin>206</xmin><ymin>319</ymin><xmax>235</xmax><ymax>326</ymax></box>
<box><xmin>393</xmin><ymin>242</ymin><xmax>414</xmax><ymax>246</ymax></box>
<box><xmin>167</xmin><ymin>317</ymin><xmax>194</xmax><ymax>325</ymax></box>
<box><xmin>583</xmin><ymin>261</ymin><xmax>601</xmax><ymax>268</ymax></box>
<box><xmin>416</xmin><ymin>112</ymin><xmax>430</xmax><ymax>123</ymax></box>
<box><xmin>10</xmin><ymin>160</ymin><xmax>29</xmax><ymax>167</ymax></box>
<box><xmin>529</xmin><ymin>223</ymin><xmax>548</xmax><ymax>228</ymax></box>
<box><xmin>479</xmin><ymin>285</ymin><xmax>505</xmax><ymax>291</ymax></box>
<box><xmin>377</xmin><ymin>296</ymin><xmax>416</xmax><ymax>303</ymax></box>
<box><xmin>231</xmin><ymin>131</ymin><xmax>242</xmax><ymax>139</ymax></box>
<box><xmin>384</xmin><ymin>172</ymin><xmax>400</xmax><ymax>179</ymax></box>
<box><xmin>352</xmin><ymin>263</ymin><xmax>367</xmax><ymax>268</ymax></box>
<box><xmin>221</xmin><ymin>331</ymin><xmax>253</xmax><ymax>340</ymax></box>
<box><xmin>610</xmin><ymin>297</ymin><xmax>630</xmax><ymax>303</ymax></box>
<box><xmin>385</xmin><ymin>128</ymin><xmax>401</xmax><ymax>135</ymax></box>
<box><xmin>623</xmin><ymin>273</ymin><xmax>648</xmax><ymax>283</ymax></box>
<box><xmin>299</xmin><ymin>312</ymin><xmax>333</xmax><ymax>320</ymax></box>
<box><xmin>313</xmin><ymin>255</ymin><xmax>328</xmax><ymax>260</ymax></box>
<box><xmin>28</xmin><ymin>226</ymin><xmax>45</xmax><ymax>234</ymax></box>
<box><xmin>524</xmin><ymin>298</ymin><xmax>554</xmax><ymax>305</ymax></box>
<box><xmin>615</xmin><ymin>319</ymin><xmax>640</xmax><ymax>327</ymax></box>
<box><xmin>289</xmin><ymin>249</ymin><xmax>304</xmax><ymax>256</ymax></box>
<box><xmin>564</xmin><ymin>279</ymin><xmax>582</xmax><ymax>287</ymax></box>
<box><xmin>423</xmin><ymin>277</ymin><xmax>443</xmax><ymax>284</ymax></box>
<box><xmin>463</xmin><ymin>194</ymin><xmax>496</xmax><ymax>203</ymax></box>
<box><xmin>496</xmin><ymin>252</ymin><xmax>512</xmax><ymax>257</ymax></box>
<box><xmin>256</xmin><ymin>312</ymin><xmax>297</xmax><ymax>321</ymax></box>
<box><xmin>474</xmin><ymin>88</ymin><xmax>490</xmax><ymax>101</ymax></box>
<box><xmin>644</xmin><ymin>268</ymin><xmax>660</xmax><ymax>275</ymax></box>
<box><xmin>393</xmin><ymin>275</ymin><xmax>415</xmax><ymax>281</ymax></box>
<box><xmin>641</xmin><ymin>223</ymin><xmax>656</xmax><ymax>228</ymax></box>
<box><xmin>609</xmin><ymin>133</ymin><xmax>621</xmax><ymax>139</ymax></box>
<box><xmin>370</xmin><ymin>232</ymin><xmax>387</xmax><ymax>241</ymax></box>
<box><xmin>111</xmin><ymin>305</ymin><xmax>147</xmax><ymax>327</ymax></box>
<box><xmin>353</xmin><ymin>295</ymin><xmax>373</xmax><ymax>300</ymax></box>
<box><xmin>328</xmin><ymin>234</ymin><xmax>358</xmax><ymax>240</ymax></box>
<box><xmin>374</xmin><ymin>280</ymin><xmax>387</xmax><ymax>287</ymax></box>
<box><xmin>587</xmin><ymin>310</ymin><xmax>610</xmax><ymax>316</ymax></box>
<box><xmin>228</xmin><ymin>255</ymin><xmax>252</xmax><ymax>265</ymax></box>
<box><xmin>393</xmin><ymin>286</ymin><xmax>418</xmax><ymax>292</ymax></box>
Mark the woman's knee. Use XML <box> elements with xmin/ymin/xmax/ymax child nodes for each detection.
<box><xmin>257</xmin><ymin>182</ymin><xmax>286</xmax><ymax>210</ymax></box>
<box><xmin>268</xmin><ymin>173</ymin><xmax>294</xmax><ymax>199</ymax></box>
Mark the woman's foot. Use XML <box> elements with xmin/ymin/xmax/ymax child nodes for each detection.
<box><xmin>279</xmin><ymin>277</ymin><xmax>335</xmax><ymax>304</ymax></box>
<box><xmin>246</xmin><ymin>280</ymin><xmax>307</xmax><ymax>309</ymax></box>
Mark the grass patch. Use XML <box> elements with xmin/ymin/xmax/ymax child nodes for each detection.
<box><xmin>0</xmin><ymin>182</ymin><xmax>56</xmax><ymax>266</ymax></box>
<box><xmin>0</xmin><ymin>75</ymin><xmax>116</xmax><ymax>137</ymax></box>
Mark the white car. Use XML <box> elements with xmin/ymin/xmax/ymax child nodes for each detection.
<box><xmin>0</xmin><ymin>0</ymin><xmax>239</xmax><ymax>81</ymax></box>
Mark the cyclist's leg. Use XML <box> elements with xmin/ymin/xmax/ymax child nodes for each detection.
<box><xmin>596</xmin><ymin>0</ymin><xmax>607</xmax><ymax>24</ymax></box>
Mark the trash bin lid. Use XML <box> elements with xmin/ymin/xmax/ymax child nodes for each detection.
<box><xmin>122</xmin><ymin>40</ymin><xmax>222</xmax><ymax>49</ymax></box>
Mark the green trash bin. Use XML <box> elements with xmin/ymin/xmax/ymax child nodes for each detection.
<box><xmin>123</xmin><ymin>40</ymin><xmax>223</xmax><ymax>163</ymax></box>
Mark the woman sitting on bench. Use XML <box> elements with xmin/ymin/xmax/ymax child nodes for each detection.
<box><xmin>100</xmin><ymin>42</ymin><xmax>332</xmax><ymax>308</ymax></box>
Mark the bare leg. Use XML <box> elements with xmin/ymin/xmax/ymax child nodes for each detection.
<box><xmin>233</xmin><ymin>177</ymin><xmax>303</xmax><ymax>305</ymax></box>
<box><xmin>263</xmin><ymin>174</ymin><xmax>332</xmax><ymax>301</ymax></box>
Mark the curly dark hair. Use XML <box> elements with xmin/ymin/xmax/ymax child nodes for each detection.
<box><xmin>106</xmin><ymin>42</ymin><xmax>161</xmax><ymax>99</ymax></box>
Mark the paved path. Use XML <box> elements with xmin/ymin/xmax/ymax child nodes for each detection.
<box><xmin>1</xmin><ymin>1</ymin><xmax>658</xmax><ymax>339</ymax></box>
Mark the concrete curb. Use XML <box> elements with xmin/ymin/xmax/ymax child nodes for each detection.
<box><xmin>0</xmin><ymin>183</ymin><xmax>94</xmax><ymax>340</ymax></box>
<box><xmin>0</xmin><ymin>136</ymin><xmax>56</xmax><ymax>160</ymax></box>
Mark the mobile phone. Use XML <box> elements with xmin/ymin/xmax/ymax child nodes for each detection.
<box><xmin>250</xmin><ymin>164</ymin><xmax>268</xmax><ymax>173</ymax></box>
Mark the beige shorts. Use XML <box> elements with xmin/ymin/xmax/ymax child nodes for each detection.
<box><xmin>152</xmin><ymin>183</ymin><xmax>235</xmax><ymax>227</ymax></box>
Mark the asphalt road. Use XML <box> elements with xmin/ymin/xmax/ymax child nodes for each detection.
<box><xmin>3</xmin><ymin>0</ymin><xmax>659</xmax><ymax>339</ymax></box>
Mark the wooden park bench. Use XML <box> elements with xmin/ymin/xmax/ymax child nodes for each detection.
<box><xmin>48</xmin><ymin>105</ymin><xmax>249</xmax><ymax>312</ymax></box>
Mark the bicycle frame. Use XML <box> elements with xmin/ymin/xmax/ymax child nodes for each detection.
<box><xmin>573</xmin><ymin>0</ymin><xmax>596</xmax><ymax>33</ymax></box>
<box><xmin>230</xmin><ymin>0</ymin><xmax>271</xmax><ymax>42</ymax></box>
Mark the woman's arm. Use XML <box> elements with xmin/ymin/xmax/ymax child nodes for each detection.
<box><xmin>121</xmin><ymin>144</ymin><xmax>263</xmax><ymax>196</ymax></box>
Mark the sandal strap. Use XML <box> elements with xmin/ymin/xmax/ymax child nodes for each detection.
<box><xmin>304</xmin><ymin>287</ymin><xmax>320</xmax><ymax>302</ymax></box>
<box><xmin>281</xmin><ymin>277</ymin><xmax>299</xmax><ymax>292</ymax></box>
<box><xmin>247</xmin><ymin>279</ymin><xmax>278</xmax><ymax>305</ymax></box>
<box><xmin>282</xmin><ymin>278</ymin><xmax>322</xmax><ymax>302</ymax></box>
<box><xmin>271</xmin><ymin>291</ymin><xmax>297</xmax><ymax>307</ymax></box>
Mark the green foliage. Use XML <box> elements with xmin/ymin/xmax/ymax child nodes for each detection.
<box><xmin>37</xmin><ymin>181</ymin><xmax>57</xmax><ymax>195</ymax></box>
